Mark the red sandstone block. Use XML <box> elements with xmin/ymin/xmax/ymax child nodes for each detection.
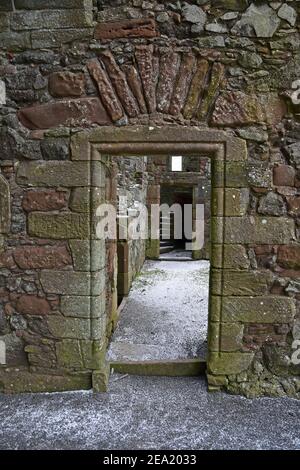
<box><xmin>94</xmin><ymin>18</ymin><xmax>158</xmax><ymax>40</ymax></box>
<box><xmin>22</xmin><ymin>190</ymin><xmax>68</xmax><ymax>212</ymax></box>
<box><xmin>277</xmin><ymin>245</ymin><xmax>300</xmax><ymax>269</ymax></box>
<box><xmin>16</xmin><ymin>294</ymin><xmax>51</xmax><ymax>316</ymax></box>
<box><xmin>287</xmin><ymin>196</ymin><xmax>300</xmax><ymax>217</ymax></box>
<box><xmin>273</xmin><ymin>165</ymin><xmax>295</xmax><ymax>187</ymax></box>
<box><xmin>48</xmin><ymin>72</ymin><xmax>85</xmax><ymax>98</ymax></box>
<box><xmin>13</xmin><ymin>245</ymin><xmax>72</xmax><ymax>270</ymax></box>
<box><xmin>18</xmin><ymin>97</ymin><xmax>111</xmax><ymax>130</ymax></box>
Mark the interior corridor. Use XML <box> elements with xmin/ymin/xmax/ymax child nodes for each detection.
<box><xmin>106</xmin><ymin>259</ymin><xmax>209</xmax><ymax>363</ymax></box>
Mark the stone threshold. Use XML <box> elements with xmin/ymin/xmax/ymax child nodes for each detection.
<box><xmin>109</xmin><ymin>359</ymin><xmax>206</xmax><ymax>377</ymax></box>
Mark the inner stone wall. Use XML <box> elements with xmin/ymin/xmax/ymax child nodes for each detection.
<box><xmin>0</xmin><ymin>0</ymin><xmax>299</xmax><ymax>397</ymax></box>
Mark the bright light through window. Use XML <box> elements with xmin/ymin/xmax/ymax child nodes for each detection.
<box><xmin>171</xmin><ymin>156</ymin><xmax>182</xmax><ymax>171</ymax></box>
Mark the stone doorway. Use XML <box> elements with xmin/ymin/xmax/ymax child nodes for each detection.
<box><xmin>68</xmin><ymin>125</ymin><xmax>252</xmax><ymax>389</ymax></box>
<box><xmin>106</xmin><ymin>152</ymin><xmax>210</xmax><ymax>373</ymax></box>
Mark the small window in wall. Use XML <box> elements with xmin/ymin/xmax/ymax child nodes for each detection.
<box><xmin>171</xmin><ymin>156</ymin><xmax>183</xmax><ymax>172</ymax></box>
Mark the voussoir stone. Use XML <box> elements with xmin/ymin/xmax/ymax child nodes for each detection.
<box><xmin>18</xmin><ymin>98</ymin><xmax>111</xmax><ymax>130</ymax></box>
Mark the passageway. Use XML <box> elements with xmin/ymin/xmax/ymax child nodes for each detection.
<box><xmin>107</xmin><ymin>259</ymin><xmax>209</xmax><ymax>363</ymax></box>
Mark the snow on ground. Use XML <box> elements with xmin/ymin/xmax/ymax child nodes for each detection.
<box><xmin>107</xmin><ymin>259</ymin><xmax>209</xmax><ymax>362</ymax></box>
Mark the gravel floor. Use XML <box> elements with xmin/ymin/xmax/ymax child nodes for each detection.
<box><xmin>107</xmin><ymin>260</ymin><xmax>209</xmax><ymax>362</ymax></box>
<box><xmin>0</xmin><ymin>375</ymin><xmax>299</xmax><ymax>450</ymax></box>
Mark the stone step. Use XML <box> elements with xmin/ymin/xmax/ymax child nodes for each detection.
<box><xmin>160</xmin><ymin>245</ymin><xmax>174</xmax><ymax>254</ymax></box>
<box><xmin>109</xmin><ymin>359</ymin><xmax>206</xmax><ymax>377</ymax></box>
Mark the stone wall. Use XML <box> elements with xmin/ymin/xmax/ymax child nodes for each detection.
<box><xmin>0</xmin><ymin>0</ymin><xmax>299</xmax><ymax>397</ymax></box>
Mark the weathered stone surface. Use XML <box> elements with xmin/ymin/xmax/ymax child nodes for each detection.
<box><xmin>94</xmin><ymin>18</ymin><xmax>157</xmax><ymax>40</ymax></box>
<box><xmin>212</xmin><ymin>188</ymin><xmax>249</xmax><ymax>217</ymax></box>
<box><xmin>56</xmin><ymin>339</ymin><xmax>83</xmax><ymax>368</ymax></box>
<box><xmin>18</xmin><ymin>98</ymin><xmax>111</xmax><ymax>130</ymax></box>
<box><xmin>69</xmin><ymin>240</ymin><xmax>105</xmax><ymax>271</ymax></box>
<box><xmin>47</xmin><ymin>316</ymin><xmax>90</xmax><ymax>339</ymax></box>
<box><xmin>69</xmin><ymin>187</ymin><xmax>105</xmax><ymax>213</ymax></box>
<box><xmin>31</xmin><ymin>28</ymin><xmax>93</xmax><ymax>48</ymax></box>
<box><xmin>237</xmin><ymin>127</ymin><xmax>268</xmax><ymax>143</ymax></box>
<box><xmin>60</xmin><ymin>294</ymin><xmax>105</xmax><ymax>318</ymax></box>
<box><xmin>169</xmin><ymin>53</ymin><xmax>196</xmax><ymax>116</ymax></box>
<box><xmin>156</xmin><ymin>49</ymin><xmax>180</xmax><ymax>114</ymax></box>
<box><xmin>287</xmin><ymin>197</ymin><xmax>300</xmax><ymax>217</ymax></box>
<box><xmin>16</xmin><ymin>295</ymin><xmax>51</xmax><ymax>316</ymax></box>
<box><xmin>212</xmin><ymin>270</ymin><xmax>271</xmax><ymax>296</ymax></box>
<box><xmin>93</xmin><ymin>369</ymin><xmax>109</xmax><ymax>392</ymax></box>
<box><xmin>232</xmin><ymin>4</ymin><xmax>280</xmax><ymax>38</ymax></box>
<box><xmin>277</xmin><ymin>245</ymin><xmax>300</xmax><ymax>269</ymax></box>
<box><xmin>135</xmin><ymin>45</ymin><xmax>156</xmax><ymax>114</ymax></box>
<box><xmin>285</xmin><ymin>143</ymin><xmax>300</xmax><ymax>169</ymax></box>
<box><xmin>17</xmin><ymin>161</ymin><xmax>104</xmax><ymax>188</ymax></box>
<box><xmin>222</xmin><ymin>297</ymin><xmax>296</xmax><ymax>323</ymax></box>
<box><xmin>238</xmin><ymin>51</ymin><xmax>263</xmax><ymax>69</ymax></box>
<box><xmin>28</xmin><ymin>213</ymin><xmax>89</xmax><ymax>240</ymax></box>
<box><xmin>22</xmin><ymin>190</ymin><xmax>68</xmax><ymax>212</ymax></box>
<box><xmin>11</xmin><ymin>9</ymin><xmax>93</xmax><ymax>30</ymax></box>
<box><xmin>0</xmin><ymin>369</ymin><xmax>91</xmax><ymax>393</ymax></box>
<box><xmin>273</xmin><ymin>165</ymin><xmax>295</xmax><ymax>187</ymax></box>
<box><xmin>0</xmin><ymin>31</ymin><xmax>31</xmax><ymax>50</ymax></box>
<box><xmin>122</xmin><ymin>64</ymin><xmax>148</xmax><ymax>114</ymax></box>
<box><xmin>0</xmin><ymin>174</ymin><xmax>10</xmax><ymax>234</ymax></box>
<box><xmin>99</xmin><ymin>51</ymin><xmax>139</xmax><ymax>118</ymax></box>
<box><xmin>211</xmin><ymin>244</ymin><xmax>250</xmax><ymax>270</ymax></box>
<box><xmin>14</xmin><ymin>245</ymin><xmax>71</xmax><ymax>270</ymax></box>
<box><xmin>198</xmin><ymin>62</ymin><xmax>225</xmax><ymax>121</ymax></box>
<box><xmin>278</xmin><ymin>4</ymin><xmax>297</xmax><ymax>27</ymax></box>
<box><xmin>40</xmin><ymin>270</ymin><xmax>105</xmax><ymax>295</ymax></box>
<box><xmin>182</xmin><ymin>4</ymin><xmax>206</xmax><ymax>26</ymax></box>
<box><xmin>258</xmin><ymin>192</ymin><xmax>286</xmax><ymax>216</ymax></box>
<box><xmin>87</xmin><ymin>59</ymin><xmax>123</xmax><ymax>122</ymax></box>
<box><xmin>49</xmin><ymin>72</ymin><xmax>85</xmax><ymax>98</ymax></box>
<box><xmin>208</xmin><ymin>352</ymin><xmax>254</xmax><ymax>375</ymax></box>
<box><xmin>183</xmin><ymin>58</ymin><xmax>208</xmax><ymax>119</ymax></box>
<box><xmin>212</xmin><ymin>92</ymin><xmax>263</xmax><ymax>126</ymax></box>
<box><xmin>14</xmin><ymin>0</ymin><xmax>91</xmax><ymax>9</ymax></box>
<box><xmin>224</xmin><ymin>217</ymin><xmax>295</xmax><ymax>244</ymax></box>
<box><xmin>40</xmin><ymin>138</ymin><xmax>70</xmax><ymax>161</ymax></box>
<box><xmin>221</xmin><ymin>323</ymin><xmax>244</xmax><ymax>352</ymax></box>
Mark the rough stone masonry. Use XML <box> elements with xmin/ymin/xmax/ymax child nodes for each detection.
<box><xmin>0</xmin><ymin>0</ymin><xmax>300</xmax><ymax>398</ymax></box>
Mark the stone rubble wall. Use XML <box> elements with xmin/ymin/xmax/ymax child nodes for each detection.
<box><xmin>0</xmin><ymin>0</ymin><xmax>299</xmax><ymax>396</ymax></box>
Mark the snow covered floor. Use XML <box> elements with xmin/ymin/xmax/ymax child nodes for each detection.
<box><xmin>0</xmin><ymin>375</ymin><xmax>299</xmax><ymax>450</ymax></box>
<box><xmin>107</xmin><ymin>259</ymin><xmax>209</xmax><ymax>362</ymax></box>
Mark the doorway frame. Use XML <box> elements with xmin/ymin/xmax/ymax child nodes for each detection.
<box><xmin>70</xmin><ymin>125</ymin><xmax>251</xmax><ymax>387</ymax></box>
